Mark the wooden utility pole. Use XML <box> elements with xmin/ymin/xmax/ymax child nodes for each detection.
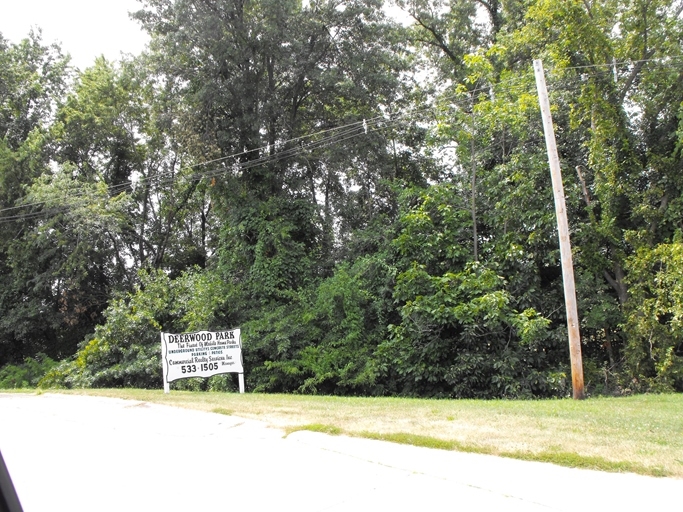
<box><xmin>533</xmin><ymin>60</ymin><xmax>585</xmax><ymax>400</ymax></box>
<box><xmin>470</xmin><ymin>92</ymin><xmax>478</xmax><ymax>262</ymax></box>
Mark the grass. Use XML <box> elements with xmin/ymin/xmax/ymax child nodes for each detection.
<box><xmin>9</xmin><ymin>388</ymin><xmax>682</xmax><ymax>478</ymax></box>
<box><xmin>285</xmin><ymin>423</ymin><xmax>344</xmax><ymax>436</ymax></box>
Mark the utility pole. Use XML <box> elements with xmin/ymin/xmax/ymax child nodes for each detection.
<box><xmin>470</xmin><ymin>91</ymin><xmax>478</xmax><ymax>262</ymax></box>
<box><xmin>533</xmin><ymin>59</ymin><xmax>585</xmax><ymax>400</ymax></box>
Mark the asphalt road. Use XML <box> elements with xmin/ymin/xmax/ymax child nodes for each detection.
<box><xmin>0</xmin><ymin>393</ymin><xmax>681</xmax><ymax>511</ymax></box>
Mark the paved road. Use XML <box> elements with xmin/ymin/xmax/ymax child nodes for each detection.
<box><xmin>0</xmin><ymin>393</ymin><xmax>680</xmax><ymax>511</ymax></box>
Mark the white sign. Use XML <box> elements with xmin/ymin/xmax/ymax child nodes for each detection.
<box><xmin>161</xmin><ymin>329</ymin><xmax>243</xmax><ymax>393</ymax></box>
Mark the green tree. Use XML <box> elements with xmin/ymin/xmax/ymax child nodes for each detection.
<box><xmin>513</xmin><ymin>0</ymin><xmax>683</xmax><ymax>388</ymax></box>
<box><xmin>32</xmin><ymin>0</ymin><xmax>683</xmax><ymax>397</ymax></box>
<box><xmin>623</xmin><ymin>239</ymin><xmax>683</xmax><ymax>392</ymax></box>
<box><xmin>0</xmin><ymin>32</ymin><xmax>71</xmax><ymax>364</ymax></box>
<box><xmin>41</xmin><ymin>266</ymin><xmax>231</xmax><ymax>389</ymax></box>
<box><xmin>375</xmin><ymin>184</ymin><xmax>563</xmax><ymax>397</ymax></box>
<box><xmin>53</xmin><ymin>56</ymin><xmax>213</xmax><ymax>275</ymax></box>
<box><xmin>135</xmin><ymin>0</ymin><xmax>411</xmax><ymax>296</ymax></box>
<box><xmin>412</xmin><ymin>0</ymin><xmax>683</xmax><ymax>391</ymax></box>
<box><xmin>49</xmin><ymin>0</ymin><xmax>427</xmax><ymax>391</ymax></box>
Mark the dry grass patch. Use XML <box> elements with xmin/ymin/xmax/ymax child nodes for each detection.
<box><xmin>40</xmin><ymin>389</ymin><xmax>683</xmax><ymax>478</ymax></box>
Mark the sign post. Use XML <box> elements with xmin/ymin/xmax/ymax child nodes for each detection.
<box><xmin>160</xmin><ymin>328</ymin><xmax>244</xmax><ymax>393</ymax></box>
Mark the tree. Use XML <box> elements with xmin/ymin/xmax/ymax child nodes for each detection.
<box><xmin>23</xmin><ymin>0</ymin><xmax>683</xmax><ymax>396</ymax></box>
<box><xmin>623</xmin><ymin>239</ymin><xmax>683</xmax><ymax>392</ymax></box>
<box><xmin>53</xmin><ymin>56</ymin><xmax>214</xmax><ymax>275</ymax></box>
<box><xmin>512</xmin><ymin>0</ymin><xmax>683</xmax><ymax>388</ymax></box>
<box><xmin>135</xmin><ymin>0</ymin><xmax>410</xmax><ymax>288</ymax></box>
<box><xmin>0</xmin><ymin>32</ymin><xmax>71</xmax><ymax>364</ymax></box>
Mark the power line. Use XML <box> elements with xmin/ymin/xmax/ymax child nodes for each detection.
<box><xmin>4</xmin><ymin>73</ymin><xmax>543</xmax><ymax>220</ymax></box>
<box><xmin>1</xmin><ymin>55</ymin><xmax>679</xmax><ymax>224</ymax></box>
<box><xmin>558</xmin><ymin>54</ymin><xmax>683</xmax><ymax>72</ymax></box>
<box><xmin>0</xmin><ymin>115</ymin><xmax>397</xmax><ymax>219</ymax></box>
<box><xmin>0</xmin><ymin>103</ymin><xmax>438</xmax><ymax>222</ymax></box>
<box><xmin>0</xmin><ymin>67</ymin><xmax>564</xmax><ymax>223</ymax></box>
<box><xmin>0</xmin><ymin>118</ymin><xmax>398</xmax><ymax>224</ymax></box>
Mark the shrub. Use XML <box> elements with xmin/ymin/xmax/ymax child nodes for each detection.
<box><xmin>0</xmin><ymin>354</ymin><xmax>57</xmax><ymax>388</ymax></box>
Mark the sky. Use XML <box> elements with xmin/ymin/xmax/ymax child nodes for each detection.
<box><xmin>1</xmin><ymin>1</ymin><xmax>413</xmax><ymax>71</ymax></box>
<box><xmin>0</xmin><ymin>0</ymin><xmax>149</xmax><ymax>70</ymax></box>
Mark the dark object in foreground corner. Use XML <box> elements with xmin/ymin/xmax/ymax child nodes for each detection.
<box><xmin>0</xmin><ymin>451</ymin><xmax>23</xmax><ymax>512</ymax></box>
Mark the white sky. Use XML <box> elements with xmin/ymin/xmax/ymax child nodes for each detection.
<box><xmin>0</xmin><ymin>0</ymin><xmax>149</xmax><ymax>70</ymax></box>
<box><xmin>1</xmin><ymin>1</ymin><xmax>413</xmax><ymax>72</ymax></box>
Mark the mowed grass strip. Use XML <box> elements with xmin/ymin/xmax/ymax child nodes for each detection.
<box><xmin>36</xmin><ymin>389</ymin><xmax>683</xmax><ymax>478</ymax></box>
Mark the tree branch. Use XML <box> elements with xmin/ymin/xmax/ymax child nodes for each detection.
<box><xmin>411</xmin><ymin>14</ymin><xmax>460</xmax><ymax>64</ymax></box>
<box><xmin>575</xmin><ymin>165</ymin><xmax>592</xmax><ymax>206</ymax></box>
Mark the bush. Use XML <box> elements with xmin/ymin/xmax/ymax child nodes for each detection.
<box><xmin>0</xmin><ymin>354</ymin><xmax>57</xmax><ymax>388</ymax></box>
<box><xmin>40</xmin><ymin>267</ymin><xmax>229</xmax><ymax>389</ymax></box>
<box><xmin>623</xmin><ymin>240</ymin><xmax>683</xmax><ymax>392</ymax></box>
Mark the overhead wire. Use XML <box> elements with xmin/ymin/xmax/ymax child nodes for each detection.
<box><xmin>0</xmin><ymin>109</ymin><xmax>417</xmax><ymax>212</ymax></box>
<box><xmin>558</xmin><ymin>54</ymin><xmax>683</xmax><ymax>72</ymax></box>
<box><xmin>2</xmin><ymin>71</ymin><xmax>542</xmax><ymax>218</ymax></box>
<box><xmin>0</xmin><ymin>101</ymin><xmax>438</xmax><ymax>223</ymax></box>
<box><xmin>0</xmin><ymin>54</ymin><xmax>678</xmax><ymax>224</ymax></box>
<box><xmin>0</xmin><ymin>117</ymin><xmax>400</xmax><ymax>224</ymax></box>
<box><xmin>0</xmin><ymin>115</ymin><xmax>396</xmax><ymax>219</ymax></box>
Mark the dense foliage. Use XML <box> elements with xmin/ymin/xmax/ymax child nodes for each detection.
<box><xmin>2</xmin><ymin>0</ymin><xmax>683</xmax><ymax>396</ymax></box>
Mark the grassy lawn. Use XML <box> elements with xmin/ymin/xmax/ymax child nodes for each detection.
<box><xmin>27</xmin><ymin>389</ymin><xmax>683</xmax><ymax>478</ymax></box>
